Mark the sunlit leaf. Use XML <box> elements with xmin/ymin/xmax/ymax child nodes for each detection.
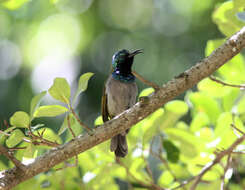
<box><xmin>94</xmin><ymin>116</ymin><xmax>103</xmax><ymax>126</ymax></box>
<box><xmin>159</xmin><ymin>100</ymin><xmax>188</xmax><ymax>129</ymax></box>
<box><xmin>30</xmin><ymin>91</ymin><xmax>46</xmax><ymax>118</ymax></box>
<box><xmin>138</xmin><ymin>87</ymin><xmax>154</xmax><ymax>98</ymax></box>
<box><xmin>49</xmin><ymin>78</ymin><xmax>71</xmax><ymax>104</ymax></box>
<box><xmin>198</xmin><ymin>78</ymin><xmax>230</xmax><ymax>98</ymax></box>
<box><xmin>34</xmin><ymin>105</ymin><xmax>68</xmax><ymax>118</ymax></box>
<box><xmin>2</xmin><ymin>0</ymin><xmax>30</xmax><ymax>10</ymax></box>
<box><xmin>188</xmin><ymin>92</ymin><xmax>222</xmax><ymax>124</ymax></box>
<box><xmin>10</xmin><ymin>111</ymin><xmax>30</xmax><ymax>128</ymax></box>
<box><xmin>73</xmin><ymin>73</ymin><xmax>94</xmax><ymax>105</ymax></box>
<box><xmin>6</xmin><ymin>129</ymin><xmax>25</xmax><ymax>148</ymax></box>
<box><xmin>165</xmin><ymin>100</ymin><xmax>188</xmax><ymax>115</ymax></box>
<box><xmin>165</xmin><ymin>128</ymin><xmax>200</xmax><ymax>158</ymax></box>
<box><xmin>158</xmin><ymin>171</ymin><xmax>174</xmax><ymax>187</ymax></box>
<box><xmin>142</xmin><ymin>108</ymin><xmax>164</xmax><ymax>146</ymax></box>
<box><xmin>190</xmin><ymin>112</ymin><xmax>210</xmax><ymax>132</ymax></box>
<box><xmin>33</xmin><ymin>105</ymin><xmax>68</xmax><ymax>118</ymax></box>
<box><xmin>24</xmin><ymin>143</ymin><xmax>35</xmax><ymax>158</ymax></box>
<box><xmin>223</xmin><ymin>88</ymin><xmax>240</xmax><ymax>112</ymax></box>
<box><xmin>214</xmin><ymin>112</ymin><xmax>244</xmax><ymax>148</ymax></box>
<box><xmin>213</xmin><ymin>1</ymin><xmax>245</xmax><ymax>36</ymax></box>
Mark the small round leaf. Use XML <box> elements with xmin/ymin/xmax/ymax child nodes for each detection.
<box><xmin>10</xmin><ymin>111</ymin><xmax>30</xmax><ymax>128</ymax></box>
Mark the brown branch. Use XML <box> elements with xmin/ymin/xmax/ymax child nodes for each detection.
<box><xmin>69</xmin><ymin>107</ymin><xmax>92</xmax><ymax>132</ymax></box>
<box><xmin>190</xmin><ymin>130</ymin><xmax>245</xmax><ymax>190</ymax></box>
<box><xmin>27</xmin><ymin>126</ymin><xmax>59</xmax><ymax>147</ymax></box>
<box><xmin>132</xmin><ymin>71</ymin><xmax>160</xmax><ymax>90</ymax></box>
<box><xmin>0</xmin><ymin>145</ymin><xmax>25</xmax><ymax>170</ymax></box>
<box><xmin>0</xmin><ymin>26</ymin><xmax>245</xmax><ymax>190</ymax></box>
<box><xmin>209</xmin><ymin>75</ymin><xmax>245</xmax><ymax>89</ymax></box>
<box><xmin>56</xmin><ymin>115</ymin><xmax>78</xmax><ymax>171</ymax></box>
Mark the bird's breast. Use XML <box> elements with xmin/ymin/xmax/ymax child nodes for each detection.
<box><xmin>105</xmin><ymin>75</ymin><xmax>138</xmax><ymax>117</ymax></box>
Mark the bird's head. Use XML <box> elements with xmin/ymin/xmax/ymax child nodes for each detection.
<box><xmin>111</xmin><ymin>49</ymin><xmax>143</xmax><ymax>75</ymax></box>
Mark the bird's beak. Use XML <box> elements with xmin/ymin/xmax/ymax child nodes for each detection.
<box><xmin>128</xmin><ymin>49</ymin><xmax>143</xmax><ymax>58</ymax></box>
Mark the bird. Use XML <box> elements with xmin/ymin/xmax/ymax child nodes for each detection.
<box><xmin>101</xmin><ymin>49</ymin><xmax>143</xmax><ymax>157</ymax></box>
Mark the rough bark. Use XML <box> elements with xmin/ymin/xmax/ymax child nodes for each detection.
<box><xmin>1</xmin><ymin>27</ymin><xmax>245</xmax><ymax>190</ymax></box>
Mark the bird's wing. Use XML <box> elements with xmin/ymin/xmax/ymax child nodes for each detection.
<box><xmin>101</xmin><ymin>85</ymin><xmax>109</xmax><ymax>122</ymax></box>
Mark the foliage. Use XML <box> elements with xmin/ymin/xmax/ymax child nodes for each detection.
<box><xmin>0</xmin><ymin>0</ymin><xmax>245</xmax><ymax>190</ymax></box>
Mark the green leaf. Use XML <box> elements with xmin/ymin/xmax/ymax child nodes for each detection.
<box><xmin>205</xmin><ymin>39</ymin><xmax>245</xmax><ymax>82</ymax></box>
<box><xmin>159</xmin><ymin>100</ymin><xmax>188</xmax><ymax>129</ymax></box>
<box><xmin>158</xmin><ymin>171</ymin><xmax>174</xmax><ymax>187</ymax></box>
<box><xmin>1</xmin><ymin>0</ymin><xmax>30</xmax><ymax>10</ymax></box>
<box><xmin>30</xmin><ymin>91</ymin><xmax>46</xmax><ymax>118</ymax></box>
<box><xmin>165</xmin><ymin>128</ymin><xmax>200</xmax><ymax>158</ymax></box>
<box><xmin>49</xmin><ymin>78</ymin><xmax>71</xmax><ymax>104</ymax></box>
<box><xmin>188</xmin><ymin>92</ymin><xmax>222</xmax><ymax>124</ymax></box>
<box><xmin>33</xmin><ymin>105</ymin><xmax>68</xmax><ymax>118</ymax></box>
<box><xmin>214</xmin><ymin>112</ymin><xmax>244</xmax><ymax>148</ymax></box>
<box><xmin>10</xmin><ymin>111</ymin><xmax>30</xmax><ymax>128</ymax></box>
<box><xmin>163</xmin><ymin>140</ymin><xmax>180</xmax><ymax>163</ymax></box>
<box><xmin>142</xmin><ymin>108</ymin><xmax>164</xmax><ymax>146</ymax></box>
<box><xmin>94</xmin><ymin>116</ymin><xmax>103</xmax><ymax>126</ymax></box>
<box><xmin>212</xmin><ymin>1</ymin><xmax>245</xmax><ymax>36</ymax></box>
<box><xmin>138</xmin><ymin>87</ymin><xmax>154</xmax><ymax>98</ymax></box>
<box><xmin>24</xmin><ymin>143</ymin><xmax>35</xmax><ymax>158</ymax></box>
<box><xmin>6</xmin><ymin>129</ymin><xmax>25</xmax><ymax>148</ymax></box>
<box><xmin>198</xmin><ymin>78</ymin><xmax>231</xmax><ymax>98</ymax></box>
<box><xmin>190</xmin><ymin>112</ymin><xmax>210</xmax><ymax>132</ymax></box>
<box><xmin>73</xmin><ymin>72</ymin><xmax>94</xmax><ymax>105</ymax></box>
<box><xmin>77</xmin><ymin>72</ymin><xmax>94</xmax><ymax>93</ymax></box>
<box><xmin>165</xmin><ymin>100</ymin><xmax>188</xmax><ymax>115</ymax></box>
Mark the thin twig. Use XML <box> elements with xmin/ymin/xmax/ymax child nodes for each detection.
<box><xmin>220</xmin><ymin>154</ymin><xmax>232</xmax><ymax>190</ymax></box>
<box><xmin>56</xmin><ymin>115</ymin><xmax>78</xmax><ymax>171</ymax></box>
<box><xmin>143</xmin><ymin>156</ymin><xmax>154</xmax><ymax>183</ymax></box>
<box><xmin>209</xmin><ymin>75</ymin><xmax>245</xmax><ymax>89</ymax></box>
<box><xmin>231</xmin><ymin>151</ymin><xmax>245</xmax><ymax>154</ymax></box>
<box><xmin>8</xmin><ymin>147</ymin><xmax>27</xmax><ymax>150</ymax></box>
<box><xmin>67</xmin><ymin>115</ymin><xmax>76</xmax><ymax>138</ymax></box>
<box><xmin>27</xmin><ymin>125</ymin><xmax>59</xmax><ymax>147</ymax></box>
<box><xmin>231</xmin><ymin>123</ymin><xmax>245</xmax><ymax>135</ymax></box>
<box><xmin>0</xmin><ymin>145</ymin><xmax>25</xmax><ymax>170</ymax></box>
<box><xmin>132</xmin><ymin>71</ymin><xmax>160</xmax><ymax>90</ymax></box>
<box><xmin>190</xmin><ymin>128</ymin><xmax>245</xmax><ymax>190</ymax></box>
<box><xmin>69</xmin><ymin>107</ymin><xmax>92</xmax><ymax>132</ymax></box>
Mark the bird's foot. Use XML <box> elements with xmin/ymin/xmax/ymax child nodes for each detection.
<box><xmin>87</xmin><ymin>128</ymin><xmax>95</xmax><ymax>136</ymax></box>
<box><xmin>139</xmin><ymin>96</ymin><xmax>150</xmax><ymax>104</ymax></box>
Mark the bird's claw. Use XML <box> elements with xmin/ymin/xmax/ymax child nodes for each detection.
<box><xmin>87</xmin><ymin>128</ymin><xmax>95</xmax><ymax>136</ymax></box>
<box><xmin>139</xmin><ymin>96</ymin><xmax>150</xmax><ymax>104</ymax></box>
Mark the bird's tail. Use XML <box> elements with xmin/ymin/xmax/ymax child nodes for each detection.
<box><xmin>110</xmin><ymin>134</ymin><xmax>128</xmax><ymax>157</ymax></box>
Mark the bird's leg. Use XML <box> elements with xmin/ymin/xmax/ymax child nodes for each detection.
<box><xmin>132</xmin><ymin>71</ymin><xmax>160</xmax><ymax>91</ymax></box>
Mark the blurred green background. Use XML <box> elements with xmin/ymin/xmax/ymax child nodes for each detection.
<box><xmin>3</xmin><ymin>0</ymin><xmax>245</xmax><ymax>190</ymax></box>
<box><xmin>0</xmin><ymin>0</ymin><xmax>225</xmax><ymax>129</ymax></box>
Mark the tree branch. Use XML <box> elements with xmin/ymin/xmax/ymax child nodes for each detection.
<box><xmin>1</xmin><ymin>27</ymin><xmax>245</xmax><ymax>190</ymax></box>
<box><xmin>190</xmin><ymin>129</ymin><xmax>245</xmax><ymax>190</ymax></box>
<box><xmin>0</xmin><ymin>145</ymin><xmax>25</xmax><ymax>170</ymax></box>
